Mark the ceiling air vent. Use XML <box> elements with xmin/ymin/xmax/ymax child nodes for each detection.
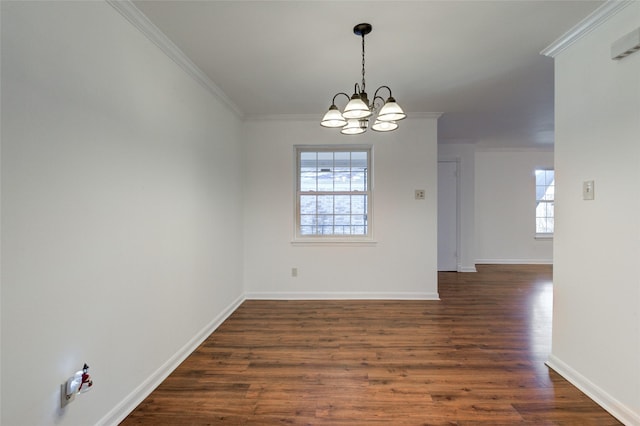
<box><xmin>612</xmin><ymin>28</ymin><xmax>640</xmax><ymax>60</ymax></box>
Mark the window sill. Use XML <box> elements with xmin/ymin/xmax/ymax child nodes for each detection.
<box><xmin>291</xmin><ymin>238</ymin><xmax>377</xmax><ymax>247</ymax></box>
<box><xmin>535</xmin><ymin>233</ymin><xmax>553</xmax><ymax>240</ymax></box>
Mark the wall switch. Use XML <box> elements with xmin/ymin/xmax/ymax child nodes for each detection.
<box><xmin>415</xmin><ymin>189</ymin><xmax>426</xmax><ymax>200</ymax></box>
<box><xmin>583</xmin><ymin>180</ymin><xmax>595</xmax><ymax>200</ymax></box>
<box><xmin>291</xmin><ymin>267</ymin><xmax>298</xmax><ymax>277</ymax></box>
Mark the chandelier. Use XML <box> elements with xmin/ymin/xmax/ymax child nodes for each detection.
<box><xmin>321</xmin><ymin>23</ymin><xmax>406</xmax><ymax>135</ymax></box>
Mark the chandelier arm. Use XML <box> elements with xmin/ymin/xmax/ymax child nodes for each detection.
<box><xmin>332</xmin><ymin>92</ymin><xmax>351</xmax><ymax>106</ymax></box>
<box><xmin>373</xmin><ymin>85</ymin><xmax>393</xmax><ymax>100</ymax></box>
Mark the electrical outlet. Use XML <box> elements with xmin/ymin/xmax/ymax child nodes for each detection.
<box><xmin>291</xmin><ymin>268</ymin><xmax>298</xmax><ymax>277</ymax></box>
<box><xmin>415</xmin><ymin>189</ymin><xmax>425</xmax><ymax>200</ymax></box>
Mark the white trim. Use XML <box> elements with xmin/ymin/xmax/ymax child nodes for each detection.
<box><xmin>245</xmin><ymin>112</ymin><xmax>443</xmax><ymax>122</ymax></box>
<box><xmin>106</xmin><ymin>0</ymin><xmax>243</xmax><ymax>118</ymax></box>
<box><xmin>291</xmin><ymin>240</ymin><xmax>377</xmax><ymax>247</ymax></box>
<box><xmin>474</xmin><ymin>146</ymin><xmax>554</xmax><ymax>153</ymax></box>
<box><xmin>535</xmin><ymin>233</ymin><xmax>554</xmax><ymax>240</ymax></box>
<box><xmin>245</xmin><ymin>292</ymin><xmax>440</xmax><ymax>300</ymax></box>
<box><xmin>475</xmin><ymin>258</ymin><xmax>553</xmax><ymax>265</ymax></box>
<box><xmin>96</xmin><ymin>294</ymin><xmax>245</xmax><ymax>426</ymax></box>
<box><xmin>409</xmin><ymin>112</ymin><xmax>443</xmax><ymax>120</ymax></box>
<box><xmin>546</xmin><ymin>355</ymin><xmax>640</xmax><ymax>425</ymax></box>
<box><xmin>541</xmin><ymin>0</ymin><xmax>634</xmax><ymax>58</ymax></box>
<box><xmin>458</xmin><ymin>266</ymin><xmax>477</xmax><ymax>273</ymax></box>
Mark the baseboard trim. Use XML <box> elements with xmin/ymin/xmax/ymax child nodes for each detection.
<box><xmin>458</xmin><ymin>266</ymin><xmax>477</xmax><ymax>273</ymax></box>
<box><xmin>546</xmin><ymin>354</ymin><xmax>640</xmax><ymax>425</ymax></box>
<box><xmin>475</xmin><ymin>259</ymin><xmax>552</xmax><ymax>265</ymax></box>
<box><xmin>97</xmin><ymin>293</ymin><xmax>246</xmax><ymax>426</ymax></box>
<box><xmin>245</xmin><ymin>291</ymin><xmax>440</xmax><ymax>300</ymax></box>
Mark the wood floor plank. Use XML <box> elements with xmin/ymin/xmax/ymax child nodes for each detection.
<box><xmin>121</xmin><ymin>265</ymin><xmax>622</xmax><ymax>425</ymax></box>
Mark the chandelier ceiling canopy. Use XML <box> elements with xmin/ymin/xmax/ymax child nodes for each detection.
<box><xmin>321</xmin><ymin>23</ymin><xmax>406</xmax><ymax>135</ymax></box>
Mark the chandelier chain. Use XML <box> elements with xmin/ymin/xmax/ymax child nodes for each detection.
<box><xmin>361</xmin><ymin>33</ymin><xmax>366</xmax><ymax>94</ymax></box>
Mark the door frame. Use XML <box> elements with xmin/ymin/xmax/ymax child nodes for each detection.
<box><xmin>438</xmin><ymin>159</ymin><xmax>461</xmax><ymax>272</ymax></box>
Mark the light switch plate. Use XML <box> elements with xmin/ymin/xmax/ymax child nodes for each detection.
<box><xmin>583</xmin><ymin>180</ymin><xmax>595</xmax><ymax>200</ymax></box>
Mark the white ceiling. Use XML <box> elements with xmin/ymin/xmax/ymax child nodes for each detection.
<box><xmin>132</xmin><ymin>0</ymin><xmax>603</xmax><ymax>148</ymax></box>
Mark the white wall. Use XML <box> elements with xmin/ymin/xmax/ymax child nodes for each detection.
<box><xmin>1</xmin><ymin>2</ymin><xmax>244</xmax><ymax>425</ymax></box>
<box><xmin>243</xmin><ymin>117</ymin><xmax>439</xmax><ymax>299</ymax></box>
<box><xmin>549</xmin><ymin>2</ymin><xmax>640</xmax><ymax>423</ymax></box>
<box><xmin>474</xmin><ymin>149</ymin><xmax>554</xmax><ymax>264</ymax></box>
<box><xmin>438</xmin><ymin>143</ymin><xmax>476</xmax><ymax>272</ymax></box>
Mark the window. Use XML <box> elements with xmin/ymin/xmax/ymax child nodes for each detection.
<box><xmin>295</xmin><ymin>146</ymin><xmax>371</xmax><ymax>239</ymax></box>
<box><xmin>535</xmin><ymin>169</ymin><xmax>554</xmax><ymax>235</ymax></box>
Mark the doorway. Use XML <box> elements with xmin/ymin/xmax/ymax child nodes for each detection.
<box><xmin>438</xmin><ymin>161</ymin><xmax>459</xmax><ymax>271</ymax></box>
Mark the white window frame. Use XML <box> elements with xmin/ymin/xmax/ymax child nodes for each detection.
<box><xmin>535</xmin><ymin>168</ymin><xmax>554</xmax><ymax>239</ymax></box>
<box><xmin>293</xmin><ymin>145</ymin><xmax>374</xmax><ymax>244</ymax></box>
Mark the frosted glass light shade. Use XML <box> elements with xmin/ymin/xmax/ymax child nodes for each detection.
<box><xmin>342</xmin><ymin>95</ymin><xmax>372</xmax><ymax>119</ymax></box>
<box><xmin>320</xmin><ymin>105</ymin><xmax>347</xmax><ymax>128</ymax></box>
<box><xmin>372</xmin><ymin>120</ymin><xmax>398</xmax><ymax>132</ymax></box>
<box><xmin>341</xmin><ymin>119</ymin><xmax>367</xmax><ymax>135</ymax></box>
<box><xmin>376</xmin><ymin>97</ymin><xmax>406</xmax><ymax>121</ymax></box>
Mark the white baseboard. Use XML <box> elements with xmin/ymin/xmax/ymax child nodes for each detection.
<box><xmin>475</xmin><ymin>258</ymin><xmax>553</xmax><ymax>265</ymax></box>
<box><xmin>458</xmin><ymin>265</ymin><xmax>477</xmax><ymax>272</ymax></box>
<box><xmin>546</xmin><ymin>354</ymin><xmax>640</xmax><ymax>425</ymax></box>
<box><xmin>97</xmin><ymin>293</ymin><xmax>246</xmax><ymax>426</ymax></box>
<box><xmin>245</xmin><ymin>291</ymin><xmax>440</xmax><ymax>300</ymax></box>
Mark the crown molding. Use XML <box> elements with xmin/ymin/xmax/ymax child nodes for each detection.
<box><xmin>244</xmin><ymin>114</ymin><xmax>319</xmax><ymax>122</ymax></box>
<box><xmin>474</xmin><ymin>145</ymin><xmax>554</xmax><ymax>153</ymax></box>
<box><xmin>244</xmin><ymin>112</ymin><xmax>443</xmax><ymax>122</ymax></box>
<box><xmin>541</xmin><ymin>0</ymin><xmax>634</xmax><ymax>58</ymax></box>
<box><xmin>410</xmin><ymin>112</ymin><xmax>444</xmax><ymax>119</ymax></box>
<box><xmin>106</xmin><ymin>0</ymin><xmax>243</xmax><ymax>118</ymax></box>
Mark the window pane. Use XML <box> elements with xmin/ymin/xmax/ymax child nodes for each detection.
<box><xmin>352</xmin><ymin>214</ymin><xmax>367</xmax><ymax>225</ymax></box>
<box><xmin>547</xmin><ymin>218</ymin><xmax>554</xmax><ymax>233</ymax></box>
<box><xmin>545</xmin><ymin>170</ymin><xmax>555</xmax><ymax>186</ymax></box>
<box><xmin>544</xmin><ymin>184</ymin><xmax>555</xmax><ymax>200</ymax></box>
<box><xmin>300</xmin><ymin>225</ymin><xmax>315</xmax><ymax>235</ymax></box>
<box><xmin>300</xmin><ymin>195</ymin><xmax>317</xmax><ymax>214</ymax></box>
<box><xmin>351</xmin><ymin>169</ymin><xmax>366</xmax><ymax>191</ymax></box>
<box><xmin>335</xmin><ymin>215</ymin><xmax>350</xmax><ymax>225</ymax></box>
<box><xmin>334</xmin><ymin>151</ymin><xmax>350</xmax><ymax>167</ymax></box>
<box><xmin>334</xmin><ymin>195</ymin><xmax>351</xmax><ymax>215</ymax></box>
<box><xmin>334</xmin><ymin>171</ymin><xmax>351</xmax><ymax>191</ymax></box>
<box><xmin>300</xmin><ymin>170</ymin><xmax>317</xmax><ymax>191</ymax></box>
<box><xmin>352</xmin><ymin>195</ymin><xmax>366</xmax><ymax>214</ymax></box>
<box><xmin>536</xmin><ymin>202</ymin><xmax>548</xmax><ymax>217</ymax></box>
<box><xmin>351</xmin><ymin>225</ymin><xmax>366</xmax><ymax>235</ymax></box>
<box><xmin>317</xmin><ymin>152</ymin><xmax>333</xmax><ymax>170</ymax></box>
<box><xmin>317</xmin><ymin>195</ymin><xmax>333</xmax><ymax>214</ymax></box>
<box><xmin>300</xmin><ymin>152</ymin><xmax>317</xmax><ymax>191</ymax></box>
<box><xmin>536</xmin><ymin>218</ymin><xmax>548</xmax><ymax>233</ymax></box>
<box><xmin>351</xmin><ymin>151</ymin><xmax>367</xmax><ymax>166</ymax></box>
<box><xmin>300</xmin><ymin>215</ymin><xmax>316</xmax><ymax>226</ymax></box>
<box><xmin>535</xmin><ymin>169</ymin><xmax>554</xmax><ymax>235</ymax></box>
<box><xmin>317</xmin><ymin>168</ymin><xmax>333</xmax><ymax>191</ymax></box>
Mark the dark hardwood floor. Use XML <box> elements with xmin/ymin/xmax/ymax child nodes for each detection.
<box><xmin>121</xmin><ymin>265</ymin><xmax>621</xmax><ymax>425</ymax></box>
